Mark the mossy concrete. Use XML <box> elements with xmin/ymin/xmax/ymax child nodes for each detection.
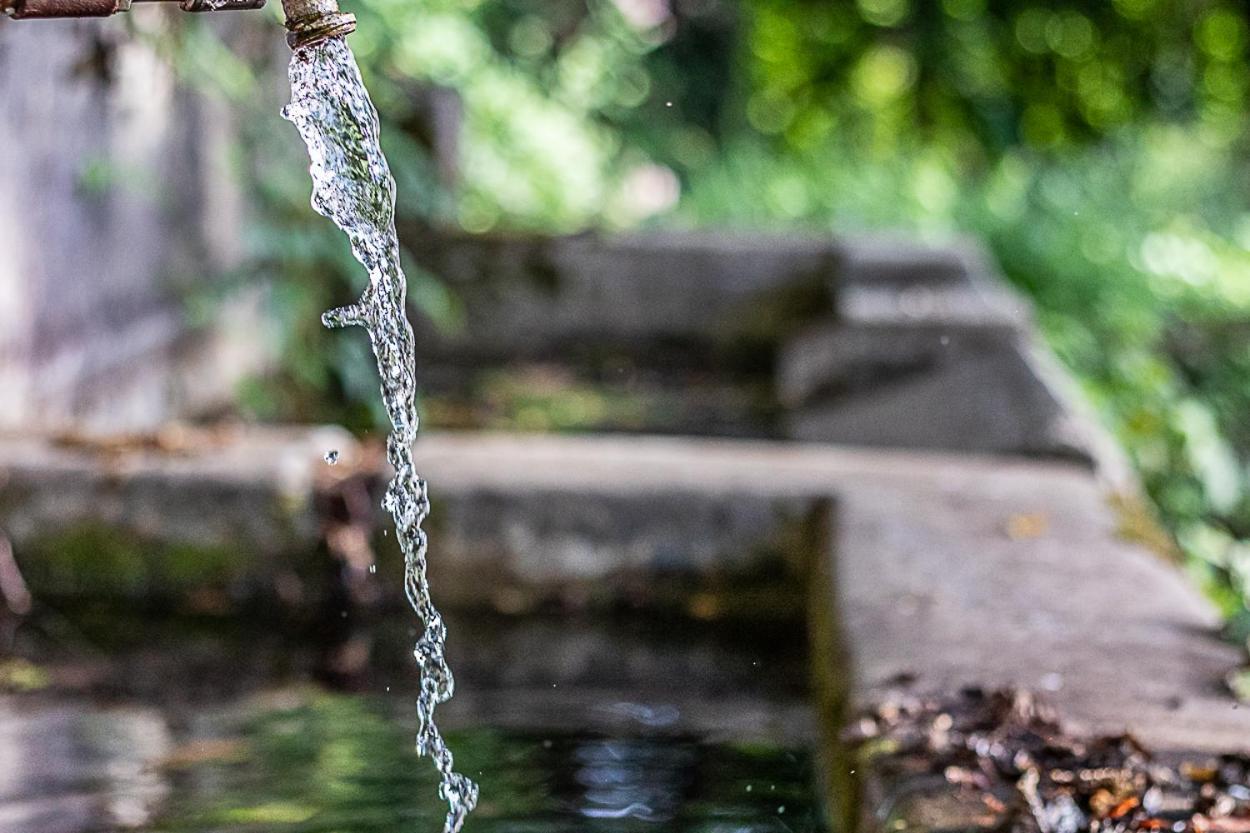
<box><xmin>0</xmin><ymin>425</ymin><xmax>351</xmax><ymax>608</ymax></box>
<box><xmin>0</xmin><ymin>427</ymin><xmax>828</xmax><ymax>617</ymax></box>
<box><xmin>17</xmin><ymin>524</ymin><xmax>245</xmax><ymax>604</ymax></box>
<box><xmin>5</xmin><ymin>428</ymin><xmax>1243</xmax><ymax>752</ymax></box>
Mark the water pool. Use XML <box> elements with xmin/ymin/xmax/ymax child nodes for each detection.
<box><xmin>0</xmin><ymin>610</ymin><xmax>828</xmax><ymax>833</ymax></box>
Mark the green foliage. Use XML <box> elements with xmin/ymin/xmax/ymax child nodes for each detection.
<box><xmin>675</xmin><ymin>0</ymin><xmax>1250</xmax><ymax>631</ymax></box>
<box><xmin>294</xmin><ymin>0</ymin><xmax>662</xmax><ymax>231</ymax></box>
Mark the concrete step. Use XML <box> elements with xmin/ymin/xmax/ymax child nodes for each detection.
<box><xmin>776</xmin><ymin>236</ymin><xmax>1132</xmax><ymax>478</ymax></box>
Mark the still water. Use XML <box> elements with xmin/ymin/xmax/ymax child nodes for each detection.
<box><xmin>0</xmin><ymin>611</ymin><xmax>826</xmax><ymax>833</ymax></box>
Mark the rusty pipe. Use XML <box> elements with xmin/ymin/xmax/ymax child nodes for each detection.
<box><xmin>4</xmin><ymin>0</ymin><xmax>128</xmax><ymax>17</ymax></box>
<box><xmin>281</xmin><ymin>0</ymin><xmax>354</xmax><ymax>50</ymax></box>
<box><xmin>3</xmin><ymin>0</ymin><xmax>264</xmax><ymax>18</ymax></box>
<box><xmin>2</xmin><ymin>0</ymin><xmax>354</xmax><ymax>53</ymax></box>
<box><xmin>2</xmin><ymin>0</ymin><xmax>353</xmax><ymax>53</ymax></box>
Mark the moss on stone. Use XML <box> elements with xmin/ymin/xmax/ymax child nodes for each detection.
<box><xmin>17</xmin><ymin>522</ymin><xmax>254</xmax><ymax>605</ymax></box>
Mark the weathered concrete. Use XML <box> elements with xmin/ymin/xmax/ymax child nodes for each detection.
<box><xmin>412</xmin><ymin>433</ymin><xmax>1250</xmax><ymax>754</ymax></box>
<box><xmin>781</xmin><ymin>324</ymin><xmax>1087</xmax><ymax>459</ymax></box>
<box><xmin>0</xmin><ymin>14</ymin><xmax>284</xmax><ymax>434</ymax></box>
<box><xmin>404</xmin><ymin>228</ymin><xmax>840</xmax><ymax>364</ymax></box>
<box><xmin>1</xmin><ymin>428</ymin><xmax>1244</xmax><ymax>754</ymax></box>
<box><xmin>424</xmin><ymin>485</ymin><xmax>825</xmax><ymax>611</ymax></box>
<box><xmin>778</xmin><ymin>235</ymin><xmax>1130</xmax><ymax>478</ymax></box>
<box><xmin>0</xmin><ymin>425</ymin><xmax>350</xmax><ymax>603</ymax></box>
<box><xmin>403</xmin><ymin>229</ymin><xmax>1129</xmax><ymax>472</ymax></box>
<box><xmin>0</xmin><ymin>428</ymin><xmax>826</xmax><ymax>612</ymax></box>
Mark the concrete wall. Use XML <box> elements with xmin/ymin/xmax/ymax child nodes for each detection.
<box><xmin>0</xmin><ymin>13</ymin><xmax>274</xmax><ymax>433</ymax></box>
<box><xmin>404</xmin><ymin>228</ymin><xmax>840</xmax><ymax>365</ymax></box>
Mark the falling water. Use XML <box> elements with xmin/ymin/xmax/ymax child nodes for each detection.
<box><xmin>282</xmin><ymin>37</ymin><xmax>478</xmax><ymax>833</ymax></box>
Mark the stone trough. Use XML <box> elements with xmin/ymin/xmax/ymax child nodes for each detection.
<box><xmin>1</xmin><ymin>233</ymin><xmax>1247</xmax><ymax>832</ymax></box>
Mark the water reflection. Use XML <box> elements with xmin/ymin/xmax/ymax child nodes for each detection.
<box><xmin>3</xmin><ymin>612</ymin><xmax>823</xmax><ymax>833</ymax></box>
<box><xmin>0</xmin><ymin>702</ymin><xmax>170</xmax><ymax>832</ymax></box>
<box><xmin>0</xmin><ymin>694</ymin><xmax>824</xmax><ymax>833</ymax></box>
<box><xmin>571</xmin><ymin>737</ymin><xmax>695</xmax><ymax>822</ymax></box>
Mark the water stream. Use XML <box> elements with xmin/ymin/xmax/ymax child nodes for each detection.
<box><xmin>283</xmin><ymin>36</ymin><xmax>478</xmax><ymax>833</ymax></box>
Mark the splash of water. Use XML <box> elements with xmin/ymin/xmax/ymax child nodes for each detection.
<box><xmin>283</xmin><ymin>37</ymin><xmax>478</xmax><ymax>833</ymax></box>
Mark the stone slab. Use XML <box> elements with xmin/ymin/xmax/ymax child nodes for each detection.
<box><xmin>410</xmin><ymin>432</ymin><xmax>1250</xmax><ymax>753</ymax></box>
<box><xmin>0</xmin><ymin>425</ymin><xmax>349</xmax><ymax>552</ymax></box>
<box><xmin>785</xmin><ymin>338</ymin><xmax>1088</xmax><ymax>459</ymax></box>
<box><xmin>423</xmin><ymin>484</ymin><xmax>825</xmax><ymax>610</ymax></box>
<box><xmin>0</xmin><ymin>425</ymin><xmax>352</xmax><ymax>603</ymax></box>
<box><xmin>1</xmin><ymin>428</ymin><xmax>1245</xmax><ymax>753</ymax></box>
<box><xmin>0</xmin><ymin>427</ymin><xmax>826</xmax><ymax>611</ymax></box>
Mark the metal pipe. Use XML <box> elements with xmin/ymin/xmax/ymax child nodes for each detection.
<box><xmin>281</xmin><ymin>0</ymin><xmax>354</xmax><ymax>50</ymax></box>
<box><xmin>4</xmin><ymin>0</ymin><xmax>129</xmax><ymax>18</ymax></box>
<box><xmin>2</xmin><ymin>0</ymin><xmax>354</xmax><ymax>52</ymax></box>
<box><xmin>6</xmin><ymin>0</ymin><xmax>128</xmax><ymax>17</ymax></box>
<box><xmin>3</xmin><ymin>0</ymin><xmax>264</xmax><ymax>18</ymax></box>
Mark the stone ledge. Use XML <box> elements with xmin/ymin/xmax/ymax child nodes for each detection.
<box><xmin>413</xmin><ymin>433</ymin><xmax>1250</xmax><ymax>755</ymax></box>
<box><xmin>1</xmin><ymin>429</ymin><xmax>1244</xmax><ymax>755</ymax></box>
<box><xmin>0</xmin><ymin>425</ymin><xmax>353</xmax><ymax>605</ymax></box>
<box><xmin>0</xmin><ymin>428</ymin><xmax>826</xmax><ymax>613</ymax></box>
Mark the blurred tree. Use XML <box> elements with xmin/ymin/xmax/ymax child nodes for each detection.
<box><xmin>733</xmin><ymin>0</ymin><xmax>1248</xmax><ymax>158</ymax></box>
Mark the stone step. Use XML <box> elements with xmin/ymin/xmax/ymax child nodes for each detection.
<box><xmin>777</xmin><ymin>236</ymin><xmax>1132</xmax><ymax>479</ymax></box>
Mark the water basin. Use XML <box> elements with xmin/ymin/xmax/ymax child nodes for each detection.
<box><xmin>0</xmin><ymin>609</ymin><xmax>828</xmax><ymax>833</ymax></box>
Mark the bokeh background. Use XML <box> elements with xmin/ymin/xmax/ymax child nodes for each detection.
<box><xmin>5</xmin><ymin>3</ymin><xmax>1250</xmax><ymax>829</ymax></box>
<box><xmin>4</xmin><ymin>0</ymin><xmax>1250</xmax><ymax>643</ymax></box>
<box><xmin>198</xmin><ymin>0</ymin><xmax>1250</xmax><ymax>633</ymax></box>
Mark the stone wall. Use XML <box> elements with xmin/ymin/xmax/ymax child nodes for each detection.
<box><xmin>404</xmin><ymin>227</ymin><xmax>840</xmax><ymax>366</ymax></box>
<box><xmin>0</xmin><ymin>12</ymin><xmax>276</xmax><ymax>434</ymax></box>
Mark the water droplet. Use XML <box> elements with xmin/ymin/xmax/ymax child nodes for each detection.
<box><xmin>368</xmin><ymin>563</ymin><xmax>377</xmax><ymax>574</ymax></box>
<box><xmin>778</xmin><ymin>805</ymin><xmax>786</xmax><ymax>815</ymax></box>
<box><xmin>324</xmin><ymin>449</ymin><xmax>340</xmax><ymax>465</ymax></box>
